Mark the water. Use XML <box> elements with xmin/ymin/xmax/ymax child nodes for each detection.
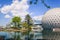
<box><xmin>0</xmin><ymin>32</ymin><xmax>21</xmax><ymax>40</ymax></box>
<box><xmin>1</xmin><ymin>31</ymin><xmax>60</xmax><ymax>40</ymax></box>
<box><xmin>0</xmin><ymin>32</ymin><xmax>43</xmax><ymax>40</ymax></box>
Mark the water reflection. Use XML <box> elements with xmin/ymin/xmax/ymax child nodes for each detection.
<box><xmin>12</xmin><ymin>32</ymin><xmax>21</xmax><ymax>40</ymax></box>
<box><xmin>0</xmin><ymin>31</ymin><xmax>42</xmax><ymax>40</ymax></box>
<box><xmin>10</xmin><ymin>32</ymin><xmax>34</xmax><ymax>40</ymax></box>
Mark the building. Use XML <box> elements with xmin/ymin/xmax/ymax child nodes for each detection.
<box><xmin>30</xmin><ymin>20</ymin><xmax>43</xmax><ymax>40</ymax></box>
<box><xmin>31</xmin><ymin>25</ymin><xmax>43</xmax><ymax>32</ymax></box>
<box><xmin>42</xmin><ymin>8</ymin><xmax>60</xmax><ymax>40</ymax></box>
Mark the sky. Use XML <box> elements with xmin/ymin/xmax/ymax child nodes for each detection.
<box><xmin>0</xmin><ymin>0</ymin><xmax>60</xmax><ymax>26</ymax></box>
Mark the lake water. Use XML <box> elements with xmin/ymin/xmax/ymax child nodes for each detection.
<box><xmin>0</xmin><ymin>32</ymin><xmax>43</xmax><ymax>40</ymax></box>
<box><xmin>1</xmin><ymin>28</ymin><xmax>60</xmax><ymax>40</ymax></box>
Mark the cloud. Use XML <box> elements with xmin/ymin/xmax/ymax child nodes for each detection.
<box><xmin>5</xmin><ymin>15</ymin><xmax>11</xmax><ymax>18</ymax></box>
<box><xmin>1</xmin><ymin>5</ymin><xmax>11</xmax><ymax>14</ymax></box>
<box><xmin>33</xmin><ymin>15</ymin><xmax>43</xmax><ymax>21</ymax></box>
<box><xmin>0</xmin><ymin>0</ymin><xmax>29</xmax><ymax>19</ymax></box>
<box><xmin>0</xmin><ymin>0</ymin><xmax>43</xmax><ymax>21</ymax></box>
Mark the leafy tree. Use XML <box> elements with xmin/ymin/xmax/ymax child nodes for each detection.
<box><xmin>21</xmin><ymin>14</ymin><xmax>33</xmax><ymax>34</ymax></box>
<box><xmin>11</xmin><ymin>16</ymin><xmax>21</xmax><ymax>29</ymax></box>
<box><xmin>23</xmin><ymin>14</ymin><xmax>33</xmax><ymax>40</ymax></box>
<box><xmin>22</xmin><ymin>22</ymin><xmax>28</xmax><ymax>28</ymax></box>
<box><xmin>25</xmin><ymin>14</ymin><xmax>33</xmax><ymax>26</ymax></box>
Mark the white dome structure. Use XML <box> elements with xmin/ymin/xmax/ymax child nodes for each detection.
<box><xmin>42</xmin><ymin>8</ymin><xmax>60</xmax><ymax>28</ymax></box>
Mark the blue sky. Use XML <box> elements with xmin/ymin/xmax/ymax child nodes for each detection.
<box><xmin>0</xmin><ymin>0</ymin><xmax>60</xmax><ymax>26</ymax></box>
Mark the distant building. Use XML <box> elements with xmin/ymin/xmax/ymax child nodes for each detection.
<box><xmin>31</xmin><ymin>25</ymin><xmax>43</xmax><ymax>32</ymax></box>
<box><xmin>0</xmin><ymin>26</ymin><xmax>4</xmax><ymax>31</ymax></box>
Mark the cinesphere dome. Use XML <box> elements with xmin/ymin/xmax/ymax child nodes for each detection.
<box><xmin>42</xmin><ymin>8</ymin><xmax>60</xmax><ymax>28</ymax></box>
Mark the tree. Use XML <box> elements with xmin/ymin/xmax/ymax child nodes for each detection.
<box><xmin>25</xmin><ymin>14</ymin><xmax>33</xmax><ymax>26</ymax></box>
<box><xmin>29</xmin><ymin>0</ymin><xmax>50</xmax><ymax>8</ymax></box>
<box><xmin>22</xmin><ymin>22</ymin><xmax>28</xmax><ymax>28</ymax></box>
<box><xmin>11</xmin><ymin>16</ymin><xmax>21</xmax><ymax>29</ymax></box>
<box><xmin>24</xmin><ymin>14</ymin><xmax>33</xmax><ymax>40</ymax></box>
<box><xmin>25</xmin><ymin>14</ymin><xmax>33</xmax><ymax>32</ymax></box>
<box><xmin>21</xmin><ymin>14</ymin><xmax>33</xmax><ymax>34</ymax></box>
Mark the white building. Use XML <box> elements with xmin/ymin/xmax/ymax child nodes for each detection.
<box><xmin>42</xmin><ymin>8</ymin><xmax>60</xmax><ymax>40</ymax></box>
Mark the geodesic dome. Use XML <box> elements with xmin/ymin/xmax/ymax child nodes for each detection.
<box><xmin>42</xmin><ymin>8</ymin><xmax>60</xmax><ymax>28</ymax></box>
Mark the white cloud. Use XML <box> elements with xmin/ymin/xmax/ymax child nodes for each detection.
<box><xmin>5</xmin><ymin>15</ymin><xmax>11</xmax><ymax>18</ymax></box>
<box><xmin>33</xmin><ymin>15</ymin><xmax>43</xmax><ymax>21</ymax></box>
<box><xmin>30</xmin><ymin>12</ymin><xmax>34</xmax><ymax>15</ymax></box>
<box><xmin>1</xmin><ymin>5</ymin><xmax>11</xmax><ymax>14</ymax></box>
<box><xmin>0</xmin><ymin>0</ymin><xmax>43</xmax><ymax>21</ymax></box>
<box><xmin>0</xmin><ymin>0</ymin><xmax>29</xmax><ymax>19</ymax></box>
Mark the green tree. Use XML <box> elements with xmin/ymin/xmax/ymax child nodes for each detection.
<box><xmin>25</xmin><ymin>14</ymin><xmax>33</xmax><ymax>26</ymax></box>
<box><xmin>21</xmin><ymin>14</ymin><xmax>33</xmax><ymax>34</ymax></box>
<box><xmin>24</xmin><ymin>14</ymin><xmax>33</xmax><ymax>40</ymax></box>
<box><xmin>11</xmin><ymin>16</ymin><xmax>21</xmax><ymax>28</ymax></box>
<box><xmin>22</xmin><ymin>22</ymin><xmax>28</xmax><ymax>28</ymax></box>
<box><xmin>25</xmin><ymin>14</ymin><xmax>33</xmax><ymax>32</ymax></box>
